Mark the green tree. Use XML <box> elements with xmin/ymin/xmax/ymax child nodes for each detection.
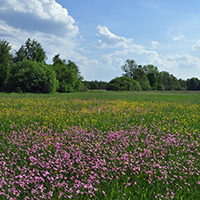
<box><xmin>158</xmin><ymin>71</ymin><xmax>181</xmax><ymax>90</ymax></box>
<box><xmin>13</xmin><ymin>38</ymin><xmax>46</xmax><ymax>63</ymax></box>
<box><xmin>143</xmin><ymin>64</ymin><xmax>159</xmax><ymax>75</ymax></box>
<box><xmin>121</xmin><ymin>59</ymin><xmax>138</xmax><ymax>79</ymax></box>
<box><xmin>133</xmin><ymin>66</ymin><xmax>151</xmax><ymax>90</ymax></box>
<box><xmin>0</xmin><ymin>39</ymin><xmax>11</xmax><ymax>91</ymax></box>
<box><xmin>121</xmin><ymin>60</ymin><xmax>151</xmax><ymax>90</ymax></box>
<box><xmin>178</xmin><ymin>79</ymin><xmax>187</xmax><ymax>90</ymax></box>
<box><xmin>143</xmin><ymin>64</ymin><xmax>159</xmax><ymax>90</ymax></box>
<box><xmin>12</xmin><ymin>46</ymin><xmax>27</xmax><ymax>63</ymax></box>
<box><xmin>98</xmin><ymin>81</ymin><xmax>107</xmax><ymax>89</ymax></box>
<box><xmin>7</xmin><ymin>59</ymin><xmax>57</xmax><ymax>93</ymax></box>
<box><xmin>67</xmin><ymin>60</ymin><xmax>83</xmax><ymax>90</ymax></box>
<box><xmin>52</xmin><ymin>55</ymin><xmax>82</xmax><ymax>92</ymax></box>
<box><xmin>147</xmin><ymin>73</ymin><xmax>158</xmax><ymax>90</ymax></box>
<box><xmin>187</xmin><ymin>78</ymin><xmax>199</xmax><ymax>90</ymax></box>
<box><xmin>106</xmin><ymin>76</ymin><xmax>141</xmax><ymax>91</ymax></box>
<box><xmin>83</xmin><ymin>80</ymin><xmax>99</xmax><ymax>90</ymax></box>
<box><xmin>83</xmin><ymin>80</ymin><xmax>108</xmax><ymax>90</ymax></box>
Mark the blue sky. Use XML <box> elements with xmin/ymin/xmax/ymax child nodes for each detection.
<box><xmin>0</xmin><ymin>0</ymin><xmax>200</xmax><ymax>81</ymax></box>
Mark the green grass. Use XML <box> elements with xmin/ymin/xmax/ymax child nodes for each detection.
<box><xmin>0</xmin><ymin>91</ymin><xmax>200</xmax><ymax>199</ymax></box>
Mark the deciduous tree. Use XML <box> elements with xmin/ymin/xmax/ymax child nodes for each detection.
<box><xmin>13</xmin><ymin>38</ymin><xmax>46</xmax><ymax>63</ymax></box>
<box><xmin>0</xmin><ymin>39</ymin><xmax>11</xmax><ymax>91</ymax></box>
<box><xmin>52</xmin><ymin>55</ymin><xmax>82</xmax><ymax>92</ymax></box>
<box><xmin>7</xmin><ymin>59</ymin><xmax>57</xmax><ymax>93</ymax></box>
<box><xmin>121</xmin><ymin>60</ymin><xmax>151</xmax><ymax>90</ymax></box>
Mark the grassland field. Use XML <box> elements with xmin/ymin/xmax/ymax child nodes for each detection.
<box><xmin>0</xmin><ymin>91</ymin><xmax>200</xmax><ymax>199</ymax></box>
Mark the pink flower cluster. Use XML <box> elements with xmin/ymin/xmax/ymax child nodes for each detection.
<box><xmin>0</xmin><ymin>125</ymin><xmax>199</xmax><ymax>199</ymax></box>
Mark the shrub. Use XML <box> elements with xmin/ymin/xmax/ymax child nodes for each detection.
<box><xmin>106</xmin><ymin>76</ymin><xmax>141</xmax><ymax>91</ymax></box>
<box><xmin>7</xmin><ymin>59</ymin><xmax>58</xmax><ymax>93</ymax></box>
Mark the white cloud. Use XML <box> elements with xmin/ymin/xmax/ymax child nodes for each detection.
<box><xmin>0</xmin><ymin>0</ymin><xmax>78</xmax><ymax>37</ymax></box>
<box><xmin>0</xmin><ymin>20</ymin><xmax>77</xmax><ymax>63</ymax></box>
<box><xmin>95</xmin><ymin>26</ymin><xmax>200</xmax><ymax>80</ymax></box>
<box><xmin>172</xmin><ymin>35</ymin><xmax>184</xmax><ymax>41</ymax></box>
<box><xmin>0</xmin><ymin>0</ymin><xmax>104</xmax><ymax>81</ymax></box>
<box><xmin>192</xmin><ymin>40</ymin><xmax>200</xmax><ymax>51</ymax></box>
<box><xmin>167</xmin><ymin>25</ymin><xmax>185</xmax><ymax>42</ymax></box>
<box><xmin>151</xmin><ymin>41</ymin><xmax>160</xmax><ymax>49</ymax></box>
<box><xmin>154</xmin><ymin>54</ymin><xmax>200</xmax><ymax>79</ymax></box>
<box><xmin>0</xmin><ymin>0</ymin><xmax>82</xmax><ymax>64</ymax></box>
<box><xmin>95</xmin><ymin>25</ymin><xmax>133</xmax><ymax>48</ymax></box>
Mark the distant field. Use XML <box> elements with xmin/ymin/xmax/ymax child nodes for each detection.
<box><xmin>0</xmin><ymin>91</ymin><xmax>200</xmax><ymax>199</ymax></box>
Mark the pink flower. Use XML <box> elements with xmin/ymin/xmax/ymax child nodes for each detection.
<box><xmin>43</xmin><ymin>170</ymin><xmax>50</xmax><ymax>177</ymax></box>
<box><xmin>58</xmin><ymin>191</ymin><xmax>63</xmax><ymax>199</ymax></box>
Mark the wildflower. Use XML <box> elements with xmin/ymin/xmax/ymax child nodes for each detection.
<box><xmin>58</xmin><ymin>192</ymin><xmax>63</xmax><ymax>199</ymax></box>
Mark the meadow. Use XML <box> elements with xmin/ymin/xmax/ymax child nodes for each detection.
<box><xmin>0</xmin><ymin>91</ymin><xmax>200</xmax><ymax>199</ymax></box>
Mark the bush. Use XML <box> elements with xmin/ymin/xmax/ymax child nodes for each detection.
<box><xmin>106</xmin><ymin>76</ymin><xmax>141</xmax><ymax>91</ymax></box>
<box><xmin>52</xmin><ymin>57</ymin><xmax>82</xmax><ymax>93</ymax></box>
<box><xmin>7</xmin><ymin>59</ymin><xmax>58</xmax><ymax>93</ymax></box>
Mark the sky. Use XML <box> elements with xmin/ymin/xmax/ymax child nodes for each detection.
<box><xmin>1</xmin><ymin>0</ymin><xmax>200</xmax><ymax>81</ymax></box>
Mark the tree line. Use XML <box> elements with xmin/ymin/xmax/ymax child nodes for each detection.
<box><xmin>0</xmin><ymin>38</ymin><xmax>83</xmax><ymax>93</ymax></box>
<box><xmin>106</xmin><ymin>59</ymin><xmax>200</xmax><ymax>91</ymax></box>
<box><xmin>84</xmin><ymin>60</ymin><xmax>200</xmax><ymax>91</ymax></box>
<box><xmin>0</xmin><ymin>38</ymin><xmax>200</xmax><ymax>93</ymax></box>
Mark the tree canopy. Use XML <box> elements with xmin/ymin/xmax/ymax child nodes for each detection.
<box><xmin>0</xmin><ymin>38</ymin><xmax>83</xmax><ymax>93</ymax></box>
<box><xmin>0</xmin><ymin>39</ymin><xmax>11</xmax><ymax>91</ymax></box>
<box><xmin>52</xmin><ymin>55</ymin><xmax>83</xmax><ymax>93</ymax></box>
<box><xmin>120</xmin><ymin>59</ymin><xmax>195</xmax><ymax>91</ymax></box>
<box><xmin>12</xmin><ymin>38</ymin><xmax>47</xmax><ymax>63</ymax></box>
<box><xmin>106</xmin><ymin>76</ymin><xmax>141</xmax><ymax>91</ymax></box>
<box><xmin>7</xmin><ymin>59</ymin><xmax>58</xmax><ymax>93</ymax></box>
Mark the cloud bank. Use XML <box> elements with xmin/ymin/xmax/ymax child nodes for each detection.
<box><xmin>0</xmin><ymin>0</ymin><xmax>78</xmax><ymax>37</ymax></box>
<box><xmin>0</xmin><ymin>0</ymin><xmax>81</xmax><ymax>66</ymax></box>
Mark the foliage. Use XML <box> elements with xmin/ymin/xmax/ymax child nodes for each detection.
<box><xmin>83</xmin><ymin>80</ymin><xmax>108</xmax><ymax>90</ymax></box>
<box><xmin>133</xmin><ymin>68</ymin><xmax>151</xmax><ymax>90</ymax></box>
<box><xmin>147</xmin><ymin>73</ymin><xmax>158</xmax><ymax>90</ymax></box>
<box><xmin>106</xmin><ymin>76</ymin><xmax>141</xmax><ymax>91</ymax></box>
<box><xmin>0</xmin><ymin>39</ymin><xmax>11</xmax><ymax>91</ymax></box>
<box><xmin>52</xmin><ymin>54</ymin><xmax>82</xmax><ymax>92</ymax></box>
<box><xmin>12</xmin><ymin>38</ymin><xmax>47</xmax><ymax>63</ymax></box>
<box><xmin>158</xmin><ymin>71</ymin><xmax>181</xmax><ymax>90</ymax></box>
<box><xmin>120</xmin><ymin>60</ymin><xmax>193</xmax><ymax>91</ymax></box>
<box><xmin>121</xmin><ymin>59</ymin><xmax>138</xmax><ymax>79</ymax></box>
<box><xmin>121</xmin><ymin>60</ymin><xmax>151</xmax><ymax>90</ymax></box>
<box><xmin>179</xmin><ymin>79</ymin><xmax>188</xmax><ymax>90</ymax></box>
<box><xmin>1</xmin><ymin>37</ymin><xmax>200</xmax><ymax>93</ymax></box>
<box><xmin>143</xmin><ymin>64</ymin><xmax>159</xmax><ymax>75</ymax></box>
<box><xmin>0</xmin><ymin>38</ymin><xmax>83</xmax><ymax>93</ymax></box>
<box><xmin>143</xmin><ymin>65</ymin><xmax>159</xmax><ymax>90</ymax></box>
<box><xmin>187</xmin><ymin>78</ymin><xmax>200</xmax><ymax>90</ymax></box>
<box><xmin>6</xmin><ymin>59</ymin><xmax>58</xmax><ymax>93</ymax></box>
